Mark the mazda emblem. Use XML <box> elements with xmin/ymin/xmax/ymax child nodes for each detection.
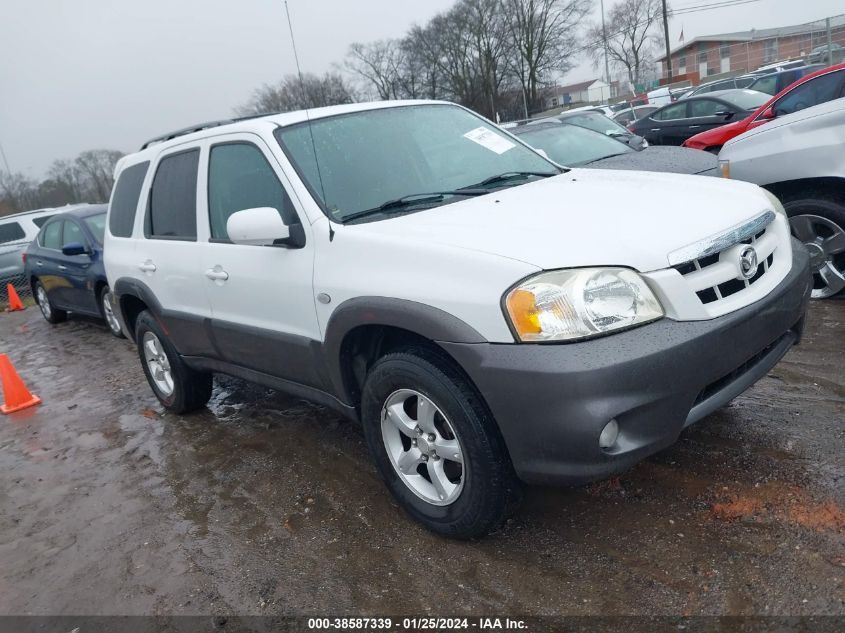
<box><xmin>739</xmin><ymin>245</ymin><xmax>758</xmax><ymax>280</ymax></box>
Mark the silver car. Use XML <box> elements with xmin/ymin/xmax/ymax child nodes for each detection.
<box><xmin>0</xmin><ymin>208</ymin><xmax>59</xmax><ymax>286</ymax></box>
<box><xmin>719</xmin><ymin>97</ymin><xmax>845</xmax><ymax>298</ymax></box>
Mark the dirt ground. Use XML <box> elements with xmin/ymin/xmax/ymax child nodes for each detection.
<box><xmin>0</xmin><ymin>301</ymin><xmax>843</xmax><ymax>617</ymax></box>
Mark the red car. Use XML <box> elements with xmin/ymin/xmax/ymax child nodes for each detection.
<box><xmin>682</xmin><ymin>63</ymin><xmax>845</xmax><ymax>152</ymax></box>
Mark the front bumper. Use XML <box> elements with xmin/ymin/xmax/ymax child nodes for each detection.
<box><xmin>441</xmin><ymin>241</ymin><xmax>812</xmax><ymax>485</ymax></box>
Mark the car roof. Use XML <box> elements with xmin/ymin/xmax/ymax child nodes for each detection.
<box><xmin>0</xmin><ymin>206</ymin><xmax>58</xmax><ymax>221</ymax></box>
<box><xmin>42</xmin><ymin>204</ymin><xmax>107</xmax><ymax>221</ymax></box>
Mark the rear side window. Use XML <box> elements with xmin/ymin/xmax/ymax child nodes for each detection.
<box><xmin>33</xmin><ymin>215</ymin><xmax>54</xmax><ymax>228</ymax></box>
<box><xmin>63</xmin><ymin>221</ymin><xmax>84</xmax><ymax>247</ymax></box>
<box><xmin>0</xmin><ymin>222</ymin><xmax>25</xmax><ymax>244</ymax></box>
<box><xmin>41</xmin><ymin>221</ymin><xmax>62</xmax><ymax>249</ymax></box>
<box><xmin>146</xmin><ymin>150</ymin><xmax>199</xmax><ymax>240</ymax></box>
<box><xmin>109</xmin><ymin>161</ymin><xmax>149</xmax><ymax>238</ymax></box>
<box><xmin>207</xmin><ymin>143</ymin><xmax>298</xmax><ymax>240</ymax></box>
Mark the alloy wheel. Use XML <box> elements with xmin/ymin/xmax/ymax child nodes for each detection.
<box><xmin>790</xmin><ymin>213</ymin><xmax>845</xmax><ymax>298</ymax></box>
<box><xmin>380</xmin><ymin>389</ymin><xmax>466</xmax><ymax>506</ymax></box>
<box><xmin>102</xmin><ymin>291</ymin><xmax>121</xmax><ymax>334</ymax></box>
<box><xmin>142</xmin><ymin>331</ymin><xmax>174</xmax><ymax>396</ymax></box>
<box><xmin>36</xmin><ymin>285</ymin><xmax>51</xmax><ymax>319</ymax></box>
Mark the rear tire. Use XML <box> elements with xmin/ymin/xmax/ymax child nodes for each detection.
<box><xmin>135</xmin><ymin>310</ymin><xmax>212</xmax><ymax>413</ymax></box>
<box><xmin>360</xmin><ymin>347</ymin><xmax>520</xmax><ymax>539</ymax></box>
<box><xmin>34</xmin><ymin>280</ymin><xmax>67</xmax><ymax>324</ymax></box>
<box><xmin>784</xmin><ymin>198</ymin><xmax>845</xmax><ymax>299</ymax></box>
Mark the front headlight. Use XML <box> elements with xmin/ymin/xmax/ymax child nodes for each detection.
<box><xmin>762</xmin><ymin>189</ymin><xmax>787</xmax><ymax>217</ymax></box>
<box><xmin>504</xmin><ymin>268</ymin><xmax>664</xmax><ymax>342</ymax></box>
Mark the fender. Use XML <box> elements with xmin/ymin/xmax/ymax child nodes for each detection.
<box><xmin>322</xmin><ymin>296</ymin><xmax>487</xmax><ymax>403</ymax></box>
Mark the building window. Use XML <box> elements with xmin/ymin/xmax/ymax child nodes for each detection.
<box><xmin>764</xmin><ymin>39</ymin><xmax>779</xmax><ymax>63</ymax></box>
<box><xmin>720</xmin><ymin>43</ymin><xmax>731</xmax><ymax>59</ymax></box>
<box><xmin>678</xmin><ymin>55</ymin><xmax>687</xmax><ymax>72</ymax></box>
<box><xmin>697</xmin><ymin>51</ymin><xmax>708</xmax><ymax>64</ymax></box>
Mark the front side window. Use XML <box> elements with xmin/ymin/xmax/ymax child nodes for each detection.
<box><xmin>774</xmin><ymin>70</ymin><xmax>845</xmax><ymax>116</ymax></box>
<box><xmin>146</xmin><ymin>150</ymin><xmax>198</xmax><ymax>240</ymax></box>
<box><xmin>62</xmin><ymin>221</ymin><xmax>84</xmax><ymax>247</ymax></box>
<box><xmin>750</xmin><ymin>75</ymin><xmax>778</xmax><ymax>95</ymax></box>
<box><xmin>207</xmin><ymin>143</ymin><xmax>297</xmax><ymax>240</ymax></box>
<box><xmin>41</xmin><ymin>221</ymin><xmax>62</xmax><ymax>249</ymax></box>
<box><xmin>110</xmin><ymin>161</ymin><xmax>149</xmax><ymax>238</ymax></box>
<box><xmin>0</xmin><ymin>222</ymin><xmax>25</xmax><ymax>244</ymax></box>
<box><xmin>275</xmin><ymin>104</ymin><xmax>557</xmax><ymax>222</ymax></box>
<box><xmin>690</xmin><ymin>99</ymin><xmax>723</xmax><ymax>117</ymax></box>
<box><xmin>655</xmin><ymin>103</ymin><xmax>688</xmax><ymax>120</ymax></box>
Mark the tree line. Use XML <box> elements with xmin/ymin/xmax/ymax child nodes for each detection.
<box><xmin>238</xmin><ymin>0</ymin><xmax>668</xmax><ymax>120</ymax></box>
<box><xmin>0</xmin><ymin>149</ymin><xmax>123</xmax><ymax>216</ymax></box>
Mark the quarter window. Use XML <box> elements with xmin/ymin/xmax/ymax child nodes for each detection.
<box><xmin>110</xmin><ymin>161</ymin><xmax>149</xmax><ymax>238</ymax></box>
<box><xmin>41</xmin><ymin>221</ymin><xmax>62</xmax><ymax>249</ymax></box>
<box><xmin>33</xmin><ymin>215</ymin><xmax>54</xmax><ymax>228</ymax></box>
<box><xmin>146</xmin><ymin>150</ymin><xmax>199</xmax><ymax>240</ymax></box>
<box><xmin>207</xmin><ymin>143</ymin><xmax>297</xmax><ymax>240</ymax></box>
<box><xmin>0</xmin><ymin>222</ymin><xmax>25</xmax><ymax>244</ymax></box>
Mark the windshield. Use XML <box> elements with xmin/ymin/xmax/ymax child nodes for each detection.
<box><xmin>515</xmin><ymin>124</ymin><xmax>632</xmax><ymax>166</ymax></box>
<box><xmin>275</xmin><ymin>104</ymin><xmax>557</xmax><ymax>222</ymax></box>
<box><xmin>83</xmin><ymin>213</ymin><xmax>106</xmax><ymax>244</ymax></box>
<box><xmin>560</xmin><ymin>112</ymin><xmax>631</xmax><ymax>137</ymax></box>
<box><xmin>720</xmin><ymin>90</ymin><xmax>771</xmax><ymax>110</ymax></box>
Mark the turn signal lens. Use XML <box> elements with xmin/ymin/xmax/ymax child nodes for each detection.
<box><xmin>719</xmin><ymin>159</ymin><xmax>730</xmax><ymax>179</ymax></box>
<box><xmin>504</xmin><ymin>268</ymin><xmax>664</xmax><ymax>342</ymax></box>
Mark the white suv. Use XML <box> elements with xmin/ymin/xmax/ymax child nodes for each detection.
<box><xmin>105</xmin><ymin>100</ymin><xmax>811</xmax><ymax>538</ymax></box>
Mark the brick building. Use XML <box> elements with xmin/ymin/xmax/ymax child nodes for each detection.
<box><xmin>657</xmin><ymin>15</ymin><xmax>845</xmax><ymax>85</ymax></box>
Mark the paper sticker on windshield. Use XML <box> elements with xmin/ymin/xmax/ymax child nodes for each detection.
<box><xmin>463</xmin><ymin>127</ymin><xmax>515</xmax><ymax>154</ymax></box>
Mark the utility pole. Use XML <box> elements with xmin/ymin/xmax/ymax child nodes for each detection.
<box><xmin>662</xmin><ymin>0</ymin><xmax>673</xmax><ymax>83</ymax></box>
<box><xmin>827</xmin><ymin>17</ymin><xmax>833</xmax><ymax>64</ymax></box>
<box><xmin>600</xmin><ymin>0</ymin><xmax>611</xmax><ymax>97</ymax></box>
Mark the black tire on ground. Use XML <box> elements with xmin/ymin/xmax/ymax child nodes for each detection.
<box><xmin>98</xmin><ymin>285</ymin><xmax>125</xmax><ymax>338</ymax></box>
<box><xmin>361</xmin><ymin>347</ymin><xmax>520</xmax><ymax>539</ymax></box>
<box><xmin>134</xmin><ymin>310</ymin><xmax>212</xmax><ymax>413</ymax></box>
<box><xmin>34</xmin><ymin>280</ymin><xmax>67</xmax><ymax>324</ymax></box>
<box><xmin>783</xmin><ymin>198</ymin><xmax>845</xmax><ymax>299</ymax></box>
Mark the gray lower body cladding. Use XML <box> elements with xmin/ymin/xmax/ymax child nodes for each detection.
<box><xmin>440</xmin><ymin>242</ymin><xmax>812</xmax><ymax>486</ymax></box>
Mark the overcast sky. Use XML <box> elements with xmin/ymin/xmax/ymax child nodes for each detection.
<box><xmin>1</xmin><ymin>0</ymin><xmax>842</xmax><ymax>177</ymax></box>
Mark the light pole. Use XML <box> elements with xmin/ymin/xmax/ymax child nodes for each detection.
<box><xmin>600</xmin><ymin>0</ymin><xmax>611</xmax><ymax>95</ymax></box>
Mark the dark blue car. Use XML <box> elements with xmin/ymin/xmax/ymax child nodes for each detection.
<box><xmin>24</xmin><ymin>204</ymin><xmax>123</xmax><ymax>337</ymax></box>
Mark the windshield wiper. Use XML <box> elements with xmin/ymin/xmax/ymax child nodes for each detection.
<box><xmin>342</xmin><ymin>190</ymin><xmax>486</xmax><ymax>223</ymax></box>
<box><xmin>469</xmin><ymin>170</ymin><xmax>559</xmax><ymax>189</ymax></box>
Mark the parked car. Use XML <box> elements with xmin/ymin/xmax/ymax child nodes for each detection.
<box><xmin>808</xmin><ymin>44</ymin><xmax>844</xmax><ymax>64</ymax></box>
<box><xmin>646</xmin><ymin>86</ymin><xmax>691</xmax><ymax>106</ymax></box>
<box><xmin>105</xmin><ymin>100</ymin><xmax>810</xmax><ymax>538</ymax></box>
<box><xmin>24</xmin><ymin>204</ymin><xmax>123</xmax><ymax>336</ymax></box>
<box><xmin>510</xmin><ymin>120</ymin><xmax>717</xmax><ymax>175</ymax></box>
<box><xmin>629</xmin><ymin>89</ymin><xmax>771</xmax><ymax>146</ymax></box>
<box><xmin>684</xmin><ymin>63</ymin><xmax>845</xmax><ymax>153</ymax></box>
<box><xmin>719</xmin><ymin>97</ymin><xmax>845</xmax><ymax>299</ymax></box>
<box><xmin>681</xmin><ymin>75</ymin><xmax>757</xmax><ymax>99</ymax></box>
<box><xmin>0</xmin><ymin>207</ymin><xmax>59</xmax><ymax>286</ymax></box>
<box><xmin>750</xmin><ymin>59</ymin><xmax>810</xmax><ymax>75</ymax></box>
<box><xmin>612</xmin><ymin>105</ymin><xmax>658</xmax><ymax>126</ymax></box>
<box><xmin>555</xmin><ymin>110</ymin><xmax>647</xmax><ymax>149</ymax></box>
<box><xmin>746</xmin><ymin>64</ymin><xmax>825</xmax><ymax>96</ymax></box>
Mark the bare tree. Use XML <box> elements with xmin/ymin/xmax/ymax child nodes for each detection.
<box><xmin>586</xmin><ymin>0</ymin><xmax>665</xmax><ymax>86</ymax></box>
<box><xmin>235</xmin><ymin>72</ymin><xmax>355</xmax><ymax>116</ymax></box>
<box><xmin>74</xmin><ymin>150</ymin><xmax>123</xmax><ymax>202</ymax></box>
<box><xmin>502</xmin><ymin>0</ymin><xmax>593</xmax><ymax>113</ymax></box>
<box><xmin>346</xmin><ymin>40</ymin><xmax>405</xmax><ymax>99</ymax></box>
<box><xmin>0</xmin><ymin>171</ymin><xmax>38</xmax><ymax>215</ymax></box>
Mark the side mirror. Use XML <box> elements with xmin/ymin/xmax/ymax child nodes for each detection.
<box><xmin>62</xmin><ymin>242</ymin><xmax>88</xmax><ymax>256</ymax></box>
<box><xmin>628</xmin><ymin>135</ymin><xmax>647</xmax><ymax>150</ymax></box>
<box><xmin>714</xmin><ymin>110</ymin><xmax>735</xmax><ymax>120</ymax></box>
<box><xmin>226</xmin><ymin>207</ymin><xmax>304</xmax><ymax>248</ymax></box>
<box><xmin>759</xmin><ymin>106</ymin><xmax>776</xmax><ymax>120</ymax></box>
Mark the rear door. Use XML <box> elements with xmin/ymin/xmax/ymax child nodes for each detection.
<box><xmin>32</xmin><ymin>220</ymin><xmax>65</xmax><ymax>305</ymax></box>
<box><xmin>200</xmin><ymin>134</ymin><xmax>321</xmax><ymax>386</ymax></box>
<box><xmin>135</xmin><ymin>146</ymin><xmax>215</xmax><ymax>357</ymax></box>
<box><xmin>650</xmin><ymin>102</ymin><xmax>691</xmax><ymax>145</ymax></box>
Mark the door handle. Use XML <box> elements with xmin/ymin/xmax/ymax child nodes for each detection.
<box><xmin>138</xmin><ymin>261</ymin><xmax>157</xmax><ymax>273</ymax></box>
<box><xmin>688</xmin><ymin>125</ymin><xmax>701</xmax><ymax>129</ymax></box>
<box><xmin>651</xmin><ymin>128</ymin><xmax>660</xmax><ymax>132</ymax></box>
<box><xmin>205</xmin><ymin>268</ymin><xmax>229</xmax><ymax>281</ymax></box>
<box><xmin>58</xmin><ymin>265</ymin><xmax>67</xmax><ymax>271</ymax></box>
<box><xmin>36</xmin><ymin>261</ymin><xmax>43</xmax><ymax>266</ymax></box>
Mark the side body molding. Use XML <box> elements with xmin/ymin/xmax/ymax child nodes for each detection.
<box><xmin>322</xmin><ymin>296</ymin><xmax>488</xmax><ymax>404</ymax></box>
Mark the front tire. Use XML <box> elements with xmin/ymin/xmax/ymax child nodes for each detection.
<box><xmin>785</xmin><ymin>198</ymin><xmax>845</xmax><ymax>299</ymax></box>
<box><xmin>135</xmin><ymin>310</ymin><xmax>212</xmax><ymax>413</ymax></box>
<box><xmin>361</xmin><ymin>348</ymin><xmax>520</xmax><ymax>539</ymax></box>
<box><xmin>34</xmin><ymin>280</ymin><xmax>67</xmax><ymax>324</ymax></box>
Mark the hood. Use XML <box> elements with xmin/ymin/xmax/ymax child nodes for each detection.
<box><xmin>347</xmin><ymin>169</ymin><xmax>771</xmax><ymax>273</ymax></box>
<box><xmin>584</xmin><ymin>146</ymin><xmax>718</xmax><ymax>175</ymax></box>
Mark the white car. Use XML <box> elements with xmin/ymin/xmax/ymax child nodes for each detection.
<box><xmin>0</xmin><ymin>207</ymin><xmax>60</xmax><ymax>285</ymax></box>
<box><xmin>719</xmin><ymin>97</ymin><xmax>845</xmax><ymax>298</ymax></box>
<box><xmin>105</xmin><ymin>100</ymin><xmax>810</xmax><ymax>538</ymax></box>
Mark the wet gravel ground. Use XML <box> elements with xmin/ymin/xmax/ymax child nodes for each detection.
<box><xmin>0</xmin><ymin>302</ymin><xmax>842</xmax><ymax>617</ymax></box>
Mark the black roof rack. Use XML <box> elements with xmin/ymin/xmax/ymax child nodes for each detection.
<box><xmin>139</xmin><ymin>112</ymin><xmax>278</xmax><ymax>150</ymax></box>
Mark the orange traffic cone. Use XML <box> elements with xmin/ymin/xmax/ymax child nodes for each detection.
<box><xmin>0</xmin><ymin>353</ymin><xmax>41</xmax><ymax>414</ymax></box>
<box><xmin>6</xmin><ymin>284</ymin><xmax>24</xmax><ymax>311</ymax></box>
